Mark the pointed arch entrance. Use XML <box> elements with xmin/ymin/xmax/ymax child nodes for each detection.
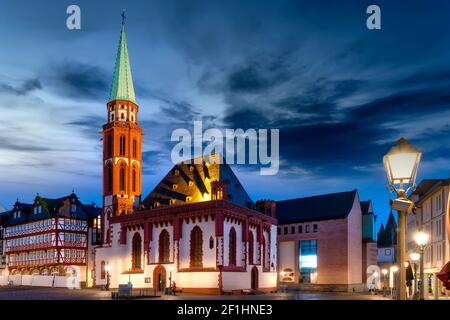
<box><xmin>251</xmin><ymin>266</ymin><xmax>259</xmax><ymax>290</ymax></box>
<box><xmin>153</xmin><ymin>265</ymin><xmax>166</xmax><ymax>291</ymax></box>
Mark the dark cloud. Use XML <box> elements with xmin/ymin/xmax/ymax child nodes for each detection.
<box><xmin>65</xmin><ymin>115</ymin><xmax>105</xmax><ymax>140</ymax></box>
<box><xmin>0</xmin><ymin>78</ymin><xmax>42</xmax><ymax>96</ymax></box>
<box><xmin>45</xmin><ymin>61</ymin><xmax>109</xmax><ymax>100</ymax></box>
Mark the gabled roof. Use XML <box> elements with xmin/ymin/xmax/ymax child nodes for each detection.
<box><xmin>411</xmin><ymin>178</ymin><xmax>450</xmax><ymax>201</ymax></box>
<box><xmin>140</xmin><ymin>154</ymin><xmax>254</xmax><ymax>210</ymax></box>
<box><xmin>360</xmin><ymin>200</ymin><xmax>373</xmax><ymax>215</ymax></box>
<box><xmin>109</xmin><ymin>20</ymin><xmax>136</xmax><ymax>104</ymax></box>
<box><xmin>275</xmin><ymin>190</ymin><xmax>359</xmax><ymax>224</ymax></box>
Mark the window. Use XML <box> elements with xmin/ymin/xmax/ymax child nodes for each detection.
<box><xmin>277</xmin><ymin>228</ymin><xmax>281</xmax><ymax>235</ymax></box>
<box><xmin>107</xmin><ymin>164</ymin><xmax>113</xmax><ymax>192</ymax></box>
<box><xmin>284</xmin><ymin>227</ymin><xmax>288</xmax><ymax>235</ymax></box>
<box><xmin>209</xmin><ymin>236</ymin><xmax>214</xmax><ymax>249</ymax></box>
<box><xmin>119</xmin><ymin>136</ymin><xmax>126</xmax><ymax>156</ymax></box>
<box><xmin>119</xmin><ymin>165</ymin><xmax>126</xmax><ymax>191</ymax></box>
<box><xmin>291</xmin><ymin>226</ymin><xmax>295</xmax><ymax>234</ymax></box>
<box><xmin>132</xmin><ymin>168</ymin><xmax>137</xmax><ymax>193</ymax></box>
<box><xmin>298</xmin><ymin>225</ymin><xmax>303</xmax><ymax>233</ymax></box>
<box><xmin>299</xmin><ymin>240</ymin><xmax>317</xmax><ymax>283</ymax></box>
<box><xmin>248</xmin><ymin>231</ymin><xmax>254</xmax><ymax>265</ymax></box>
<box><xmin>100</xmin><ymin>261</ymin><xmax>106</xmax><ymax>279</ymax></box>
<box><xmin>313</xmin><ymin>224</ymin><xmax>318</xmax><ymax>233</ymax></box>
<box><xmin>305</xmin><ymin>225</ymin><xmax>310</xmax><ymax>233</ymax></box>
<box><xmin>71</xmin><ymin>204</ymin><xmax>76</xmax><ymax>213</ymax></box>
<box><xmin>132</xmin><ymin>233</ymin><xmax>142</xmax><ymax>270</ymax></box>
<box><xmin>190</xmin><ymin>226</ymin><xmax>203</xmax><ymax>268</ymax></box>
<box><xmin>229</xmin><ymin>227</ymin><xmax>237</xmax><ymax>266</ymax></box>
<box><xmin>158</xmin><ymin>230</ymin><xmax>170</xmax><ymax>263</ymax></box>
<box><xmin>132</xmin><ymin>139</ymin><xmax>137</xmax><ymax>158</ymax></box>
<box><xmin>436</xmin><ymin>194</ymin><xmax>442</xmax><ymax>211</ymax></box>
<box><xmin>107</xmin><ymin>135</ymin><xmax>112</xmax><ymax>157</ymax></box>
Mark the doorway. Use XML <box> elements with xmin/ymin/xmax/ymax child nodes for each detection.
<box><xmin>153</xmin><ymin>265</ymin><xmax>166</xmax><ymax>291</ymax></box>
<box><xmin>251</xmin><ymin>266</ymin><xmax>258</xmax><ymax>290</ymax></box>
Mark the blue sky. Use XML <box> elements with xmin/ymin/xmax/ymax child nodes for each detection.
<box><xmin>0</xmin><ymin>0</ymin><xmax>449</xmax><ymax>232</ymax></box>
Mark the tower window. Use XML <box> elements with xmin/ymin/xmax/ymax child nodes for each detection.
<box><xmin>119</xmin><ymin>165</ymin><xmax>126</xmax><ymax>191</ymax></box>
<box><xmin>119</xmin><ymin>136</ymin><xmax>126</xmax><ymax>156</ymax></box>
<box><xmin>132</xmin><ymin>139</ymin><xmax>137</xmax><ymax>158</ymax></box>
<box><xmin>132</xmin><ymin>168</ymin><xmax>136</xmax><ymax>193</ymax></box>
<box><xmin>107</xmin><ymin>164</ymin><xmax>112</xmax><ymax>192</ymax></box>
<box><xmin>131</xmin><ymin>115</ymin><xmax>134</xmax><ymax>122</ymax></box>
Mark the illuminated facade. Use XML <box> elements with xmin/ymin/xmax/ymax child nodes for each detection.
<box><xmin>276</xmin><ymin>190</ymin><xmax>376</xmax><ymax>292</ymax></box>
<box><xmin>407</xmin><ymin>178</ymin><xmax>450</xmax><ymax>298</ymax></box>
<box><xmin>93</xmin><ymin>19</ymin><xmax>278</xmax><ymax>294</ymax></box>
<box><xmin>0</xmin><ymin>194</ymin><xmax>101</xmax><ymax>285</ymax></box>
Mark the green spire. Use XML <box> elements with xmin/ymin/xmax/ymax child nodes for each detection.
<box><xmin>109</xmin><ymin>13</ymin><xmax>136</xmax><ymax>104</ymax></box>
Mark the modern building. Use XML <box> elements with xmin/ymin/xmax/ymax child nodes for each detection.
<box><xmin>0</xmin><ymin>194</ymin><xmax>101</xmax><ymax>286</ymax></box>
<box><xmin>276</xmin><ymin>190</ymin><xmax>376</xmax><ymax>292</ymax></box>
<box><xmin>407</xmin><ymin>178</ymin><xmax>450</xmax><ymax>298</ymax></box>
<box><xmin>93</xmin><ymin>18</ymin><xmax>278</xmax><ymax>294</ymax></box>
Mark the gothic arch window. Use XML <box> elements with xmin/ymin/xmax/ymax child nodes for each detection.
<box><xmin>190</xmin><ymin>226</ymin><xmax>203</xmax><ymax>268</ymax></box>
<box><xmin>119</xmin><ymin>165</ymin><xmax>126</xmax><ymax>191</ymax></box>
<box><xmin>132</xmin><ymin>167</ymin><xmax>137</xmax><ymax>193</ymax></box>
<box><xmin>100</xmin><ymin>261</ymin><xmax>106</xmax><ymax>279</ymax></box>
<box><xmin>229</xmin><ymin>227</ymin><xmax>237</xmax><ymax>266</ymax></box>
<box><xmin>158</xmin><ymin>229</ymin><xmax>170</xmax><ymax>263</ymax></box>
<box><xmin>132</xmin><ymin>139</ymin><xmax>137</xmax><ymax>158</ymax></box>
<box><xmin>132</xmin><ymin>233</ymin><xmax>142</xmax><ymax>270</ymax></box>
<box><xmin>106</xmin><ymin>163</ymin><xmax>113</xmax><ymax>192</ymax></box>
<box><xmin>248</xmin><ymin>230</ymin><xmax>254</xmax><ymax>265</ymax></box>
<box><xmin>119</xmin><ymin>135</ymin><xmax>126</xmax><ymax>156</ymax></box>
<box><xmin>107</xmin><ymin>135</ymin><xmax>112</xmax><ymax>158</ymax></box>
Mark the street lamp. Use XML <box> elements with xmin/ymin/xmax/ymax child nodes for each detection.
<box><xmin>104</xmin><ymin>264</ymin><xmax>111</xmax><ymax>291</ymax></box>
<box><xmin>383</xmin><ymin>138</ymin><xmax>422</xmax><ymax>300</ymax></box>
<box><xmin>168</xmin><ymin>265</ymin><xmax>174</xmax><ymax>289</ymax></box>
<box><xmin>410</xmin><ymin>252</ymin><xmax>420</xmax><ymax>297</ymax></box>
<box><xmin>414</xmin><ymin>231</ymin><xmax>429</xmax><ymax>300</ymax></box>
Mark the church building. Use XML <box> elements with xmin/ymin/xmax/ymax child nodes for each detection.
<box><xmin>93</xmin><ymin>17</ymin><xmax>278</xmax><ymax>294</ymax></box>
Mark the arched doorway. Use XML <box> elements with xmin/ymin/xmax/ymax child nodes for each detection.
<box><xmin>153</xmin><ymin>265</ymin><xmax>166</xmax><ymax>291</ymax></box>
<box><xmin>251</xmin><ymin>266</ymin><xmax>258</xmax><ymax>290</ymax></box>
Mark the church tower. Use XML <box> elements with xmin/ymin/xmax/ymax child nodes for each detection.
<box><xmin>102</xmin><ymin>13</ymin><xmax>142</xmax><ymax>226</ymax></box>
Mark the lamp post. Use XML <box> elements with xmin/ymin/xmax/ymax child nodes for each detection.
<box><xmin>414</xmin><ymin>231</ymin><xmax>429</xmax><ymax>300</ymax></box>
<box><xmin>168</xmin><ymin>265</ymin><xmax>174</xmax><ymax>289</ymax></box>
<box><xmin>382</xmin><ymin>269</ymin><xmax>388</xmax><ymax>296</ymax></box>
<box><xmin>105</xmin><ymin>264</ymin><xmax>111</xmax><ymax>291</ymax></box>
<box><xmin>383</xmin><ymin>137</ymin><xmax>422</xmax><ymax>300</ymax></box>
<box><xmin>410</xmin><ymin>252</ymin><xmax>420</xmax><ymax>297</ymax></box>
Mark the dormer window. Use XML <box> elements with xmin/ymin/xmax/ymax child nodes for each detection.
<box><xmin>154</xmin><ymin>202</ymin><xmax>160</xmax><ymax>208</ymax></box>
<box><xmin>174</xmin><ymin>170</ymin><xmax>180</xmax><ymax>176</ymax></box>
<box><xmin>172</xmin><ymin>184</ymin><xmax>178</xmax><ymax>190</ymax></box>
<box><xmin>33</xmin><ymin>207</ymin><xmax>38</xmax><ymax>215</ymax></box>
<box><xmin>186</xmin><ymin>196</ymin><xmax>192</xmax><ymax>202</ymax></box>
<box><xmin>188</xmin><ymin>181</ymin><xmax>194</xmax><ymax>187</ymax></box>
<box><xmin>71</xmin><ymin>204</ymin><xmax>76</xmax><ymax>213</ymax></box>
<box><xmin>38</xmin><ymin>206</ymin><xmax>42</xmax><ymax>214</ymax></box>
<box><xmin>169</xmin><ymin>199</ymin><xmax>175</xmax><ymax>205</ymax></box>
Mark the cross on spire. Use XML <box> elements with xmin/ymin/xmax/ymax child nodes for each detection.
<box><xmin>121</xmin><ymin>10</ymin><xmax>126</xmax><ymax>26</ymax></box>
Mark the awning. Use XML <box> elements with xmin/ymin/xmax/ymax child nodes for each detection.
<box><xmin>437</xmin><ymin>261</ymin><xmax>450</xmax><ymax>290</ymax></box>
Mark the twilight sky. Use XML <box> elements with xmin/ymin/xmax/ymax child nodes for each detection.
<box><xmin>0</xmin><ymin>0</ymin><xmax>449</xmax><ymax>232</ymax></box>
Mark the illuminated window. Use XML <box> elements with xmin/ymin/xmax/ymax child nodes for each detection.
<box><xmin>299</xmin><ymin>240</ymin><xmax>317</xmax><ymax>284</ymax></box>
<box><xmin>298</xmin><ymin>225</ymin><xmax>303</xmax><ymax>233</ymax></box>
<box><xmin>248</xmin><ymin>231</ymin><xmax>254</xmax><ymax>265</ymax></box>
<box><xmin>229</xmin><ymin>227</ymin><xmax>237</xmax><ymax>266</ymax></box>
<box><xmin>158</xmin><ymin>230</ymin><xmax>170</xmax><ymax>263</ymax></box>
<box><xmin>119</xmin><ymin>165</ymin><xmax>126</xmax><ymax>191</ymax></box>
<box><xmin>190</xmin><ymin>226</ymin><xmax>203</xmax><ymax>268</ymax></box>
<box><xmin>132</xmin><ymin>233</ymin><xmax>142</xmax><ymax>270</ymax></box>
<box><xmin>132</xmin><ymin>168</ymin><xmax>137</xmax><ymax>193</ymax></box>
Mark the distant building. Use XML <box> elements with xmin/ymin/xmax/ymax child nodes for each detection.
<box><xmin>276</xmin><ymin>190</ymin><xmax>375</xmax><ymax>292</ymax></box>
<box><xmin>408</xmin><ymin>178</ymin><xmax>450</xmax><ymax>298</ymax></box>
<box><xmin>0</xmin><ymin>194</ymin><xmax>101</xmax><ymax>286</ymax></box>
<box><xmin>377</xmin><ymin>211</ymin><xmax>397</xmax><ymax>269</ymax></box>
<box><xmin>360</xmin><ymin>200</ymin><xmax>378</xmax><ymax>283</ymax></box>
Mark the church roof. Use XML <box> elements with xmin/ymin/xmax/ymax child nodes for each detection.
<box><xmin>276</xmin><ymin>190</ymin><xmax>358</xmax><ymax>224</ymax></box>
<box><xmin>109</xmin><ymin>18</ymin><xmax>136</xmax><ymax>104</ymax></box>
<box><xmin>140</xmin><ymin>154</ymin><xmax>254</xmax><ymax>210</ymax></box>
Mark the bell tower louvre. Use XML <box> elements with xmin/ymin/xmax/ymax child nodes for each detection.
<box><xmin>102</xmin><ymin>13</ymin><xmax>142</xmax><ymax>229</ymax></box>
